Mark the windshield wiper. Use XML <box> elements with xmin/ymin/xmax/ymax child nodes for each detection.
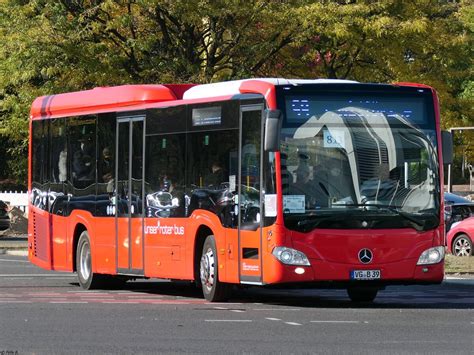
<box><xmin>385</xmin><ymin>208</ymin><xmax>426</xmax><ymax>228</ymax></box>
<box><xmin>296</xmin><ymin>214</ymin><xmax>341</xmax><ymax>230</ymax></box>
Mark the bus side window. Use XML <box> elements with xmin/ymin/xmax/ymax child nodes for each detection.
<box><xmin>145</xmin><ymin>134</ymin><xmax>186</xmax><ymax>218</ymax></box>
<box><xmin>97</xmin><ymin>114</ymin><xmax>116</xmax><ymax>188</ymax></box>
<box><xmin>49</xmin><ymin>119</ymin><xmax>67</xmax><ymax>215</ymax></box>
<box><xmin>186</xmin><ymin>129</ymin><xmax>238</xmax><ymax>225</ymax></box>
<box><xmin>68</xmin><ymin>117</ymin><xmax>96</xmax><ymax>197</ymax></box>
<box><xmin>31</xmin><ymin>120</ymin><xmax>49</xmax><ymax>211</ymax></box>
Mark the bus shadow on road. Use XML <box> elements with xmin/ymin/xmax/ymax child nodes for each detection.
<box><xmin>70</xmin><ymin>279</ymin><xmax>474</xmax><ymax>309</ymax></box>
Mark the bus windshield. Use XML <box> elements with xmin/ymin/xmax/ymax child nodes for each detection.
<box><xmin>279</xmin><ymin>89</ymin><xmax>440</xmax><ymax>232</ymax></box>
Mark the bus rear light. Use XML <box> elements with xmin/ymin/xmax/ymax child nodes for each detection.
<box><xmin>272</xmin><ymin>247</ymin><xmax>310</xmax><ymax>266</ymax></box>
<box><xmin>417</xmin><ymin>246</ymin><xmax>445</xmax><ymax>265</ymax></box>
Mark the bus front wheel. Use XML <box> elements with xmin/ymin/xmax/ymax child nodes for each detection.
<box><xmin>347</xmin><ymin>287</ymin><xmax>378</xmax><ymax>302</ymax></box>
<box><xmin>199</xmin><ymin>235</ymin><xmax>231</xmax><ymax>302</ymax></box>
<box><xmin>76</xmin><ymin>230</ymin><xmax>104</xmax><ymax>290</ymax></box>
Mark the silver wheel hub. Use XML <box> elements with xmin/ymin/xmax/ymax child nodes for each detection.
<box><xmin>200</xmin><ymin>247</ymin><xmax>215</xmax><ymax>292</ymax></box>
<box><xmin>454</xmin><ymin>237</ymin><xmax>472</xmax><ymax>256</ymax></box>
<box><xmin>79</xmin><ymin>242</ymin><xmax>91</xmax><ymax>280</ymax></box>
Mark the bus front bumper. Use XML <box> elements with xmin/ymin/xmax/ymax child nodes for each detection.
<box><xmin>264</xmin><ymin>258</ymin><xmax>444</xmax><ymax>286</ymax></box>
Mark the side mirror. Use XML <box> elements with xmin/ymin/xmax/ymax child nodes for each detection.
<box><xmin>264</xmin><ymin>109</ymin><xmax>282</xmax><ymax>152</ymax></box>
<box><xmin>441</xmin><ymin>131</ymin><xmax>453</xmax><ymax>165</ymax></box>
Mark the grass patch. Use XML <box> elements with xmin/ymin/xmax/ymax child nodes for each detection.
<box><xmin>445</xmin><ymin>254</ymin><xmax>474</xmax><ymax>274</ymax></box>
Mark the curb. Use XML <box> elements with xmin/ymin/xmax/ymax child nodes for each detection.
<box><xmin>4</xmin><ymin>249</ymin><xmax>28</xmax><ymax>256</ymax></box>
<box><xmin>0</xmin><ymin>237</ymin><xmax>28</xmax><ymax>257</ymax></box>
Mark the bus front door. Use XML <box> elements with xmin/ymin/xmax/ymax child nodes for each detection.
<box><xmin>238</xmin><ymin>105</ymin><xmax>264</xmax><ymax>284</ymax></box>
<box><xmin>115</xmin><ymin>115</ymin><xmax>145</xmax><ymax>275</ymax></box>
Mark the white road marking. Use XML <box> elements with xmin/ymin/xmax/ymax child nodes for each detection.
<box><xmin>255</xmin><ymin>308</ymin><xmax>301</xmax><ymax>311</ymax></box>
<box><xmin>230</xmin><ymin>310</ymin><xmax>245</xmax><ymax>313</ymax></box>
<box><xmin>265</xmin><ymin>317</ymin><xmax>281</xmax><ymax>321</ymax></box>
<box><xmin>204</xmin><ymin>319</ymin><xmax>252</xmax><ymax>323</ymax></box>
<box><xmin>213</xmin><ymin>306</ymin><xmax>228</xmax><ymax>310</ymax></box>
<box><xmin>285</xmin><ymin>322</ymin><xmax>302</xmax><ymax>326</ymax></box>
<box><xmin>0</xmin><ymin>300</ymin><xmax>32</xmax><ymax>303</ymax></box>
<box><xmin>310</xmin><ymin>320</ymin><xmax>363</xmax><ymax>324</ymax></box>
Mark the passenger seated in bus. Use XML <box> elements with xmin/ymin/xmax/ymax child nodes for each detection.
<box><xmin>58</xmin><ymin>145</ymin><xmax>67</xmax><ymax>182</ymax></box>
<box><xmin>99</xmin><ymin>147</ymin><xmax>114</xmax><ymax>195</ymax></box>
<box><xmin>73</xmin><ymin>139</ymin><xmax>94</xmax><ymax>181</ymax></box>
<box><xmin>205</xmin><ymin>161</ymin><xmax>226</xmax><ymax>188</ymax></box>
<box><xmin>292</xmin><ymin>164</ymin><xmax>329</xmax><ymax>208</ymax></box>
<box><xmin>99</xmin><ymin>147</ymin><xmax>113</xmax><ymax>182</ymax></box>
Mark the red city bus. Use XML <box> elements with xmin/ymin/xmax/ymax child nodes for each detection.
<box><xmin>28</xmin><ymin>79</ymin><xmax>453</xmax><ymax>302</ymax></box>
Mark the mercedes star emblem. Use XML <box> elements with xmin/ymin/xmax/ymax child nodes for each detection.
<box><xmin>358</xmin><ymin>248</ymin><xmax>373</xmax><ymax>264</ymax></box>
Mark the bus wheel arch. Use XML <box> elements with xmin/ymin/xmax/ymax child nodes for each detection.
<box><xmin>75</xmin><ymin>229</ymin><xmax>107</xmax><ymax>290</ymax></box>
<box><xmin>198</xmin><ymin>234</ymin><xmax>232</xmax><ymax>302</ymax></box>
<box><xmin>72</xmin><ymin>223</ymin><xmax>87</xmax><ymax>272</ymax></box>
<box><xmin>193</xmin><ymin>225</ymin><xmax>213</xmax><ymax>287</ymax></box>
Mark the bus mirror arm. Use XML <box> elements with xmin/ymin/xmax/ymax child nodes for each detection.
<box><xmin>264</xmin><ymin>109</ymin><xmax>282</xmax><ymax>152</ymax></box>
<box><xmin>441</xmin><ymin>131</ymin><xmax>453</xmax><ymax>165</ymax></box>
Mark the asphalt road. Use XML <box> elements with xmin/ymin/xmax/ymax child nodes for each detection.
<box><xmin>0</xmin><ymin>254</ymin><xmax>473</xmax><ymax>354</ymax></box>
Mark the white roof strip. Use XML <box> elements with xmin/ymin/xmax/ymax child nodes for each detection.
<box><xmin>183</xmin><ymin>78</ymin><xmax>358</xmax><ymax>100</ymax></box>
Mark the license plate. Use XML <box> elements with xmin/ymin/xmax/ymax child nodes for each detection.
<box><xmin>350</xmin><ymin>270</ymin><xmax>381</xmax><ymax>280</ymax></box>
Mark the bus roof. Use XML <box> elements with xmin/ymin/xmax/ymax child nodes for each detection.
<box><xmin>31</xmin><ymin>78</ymin><xmax>378</xmax><ymax>119</ymax></box>
<box><xmin>30</xmin><ymin>84</ymin><xmax>194</xmax><ymax>120</ymax></box>
<box><xmin>182</xmin><ymin>78</ymin><xmax>358</xmax><ymax>100</ymax></box>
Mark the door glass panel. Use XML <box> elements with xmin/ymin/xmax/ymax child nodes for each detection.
<box><xmin>117</xmin><ymin>122</ymin><xmax>130</xmax><ymax>217</ymax></box>
<box><xmin>239</xmin><ymin>109</ymin><xmax>262</xmax><ymax>228</ymax></box>
<box><xmin>131</xmin><ymin>120</ymin><xmax>143</xmax><ymax>217</ymax></box>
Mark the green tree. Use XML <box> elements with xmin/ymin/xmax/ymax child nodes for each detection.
<box><xmin>0</xmin><ymin>0</ymin><xmax>472</xmax><ymax>185</ymax></box>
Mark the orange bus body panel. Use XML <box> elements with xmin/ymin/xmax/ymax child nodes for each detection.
<box><xmin>30</xmin><ymin>85</ymin><xmax>179</xmax><ymax>120</ymax></box>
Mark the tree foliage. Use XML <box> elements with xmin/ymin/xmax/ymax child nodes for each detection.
<box><xmin>0</xmin><ymin>0</ymin><xmax>472</xmax><ymax>185</ymax></box>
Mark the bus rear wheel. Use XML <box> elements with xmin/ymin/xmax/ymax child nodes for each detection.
<box><xmin>347</xmin><ymin>287</ymin><xmax>378</xmax><ymax>302</ymax></box>
<box><xmin>76</xmin><ymin>230</ymin><xmax>105</xmax><ymax>290</ymax></box>
<box><xmin>199</xmin><ymin>235</ymin><xmax>231</xmax><ymax>302</ymax></box>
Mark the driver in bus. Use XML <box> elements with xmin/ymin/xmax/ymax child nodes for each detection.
<box><xmin>293</xmin><ymin>162</ymin><xmax>329</xmax><ymax>209</ymax></box>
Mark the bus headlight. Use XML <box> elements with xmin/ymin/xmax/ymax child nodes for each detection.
<box><xmin>272</xmin><ymin>247</ymin><xmax>310</xmax><ymax>266</ymax></box>
<box><xmin>417</xmin><ymin>246</ymin><xmax>445</xmax><ymax>265</ymax></box>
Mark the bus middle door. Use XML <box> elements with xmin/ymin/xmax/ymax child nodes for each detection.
<box><xmin>115</xmin><ymin>115</ymin><xmax>145</xmax><ymax>275</ymax></box>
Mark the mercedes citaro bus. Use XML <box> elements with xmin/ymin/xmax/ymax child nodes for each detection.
<box><xmin>28</xmin><ymin>78</ymin><xmax>453</xmax><ymax>302</ymax></box>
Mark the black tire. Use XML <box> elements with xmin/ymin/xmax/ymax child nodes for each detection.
<box><xmin>452</xmin><ymin>234</ymin><xmax>473</xmax><ymax>256</ymax></box>
<box><xmin>347</xmin><ymin>287</ymin><xmax>378</xmax><ymax>302</ymax></box>
<box><xmin>199</xmin><ymin>235</ymin><xmax>231</xmax><ymax>302</ymax></box>
<box><xmin>76</xmin><ymin>230</ymin><xmax>105</xmax><ymax>290</ymax></box>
